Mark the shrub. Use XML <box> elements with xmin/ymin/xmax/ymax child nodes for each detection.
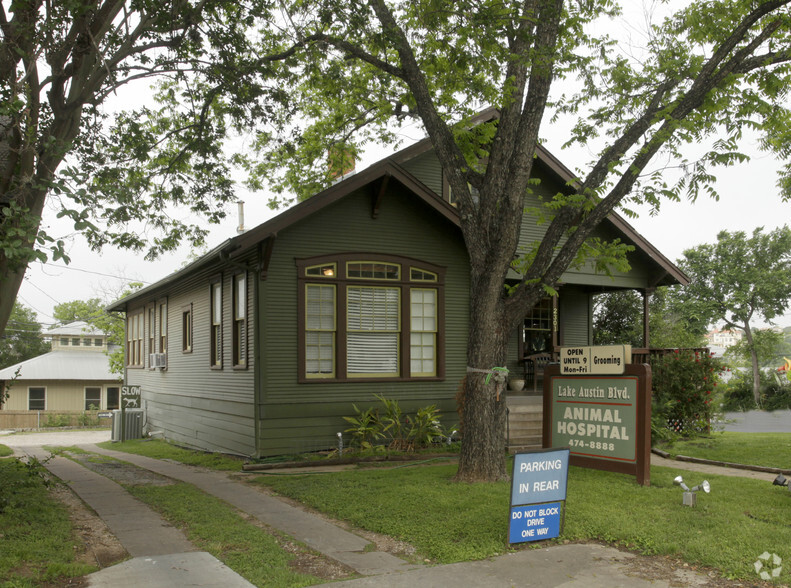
<box><xmin>763</xmin><ymin>371</ymin><xmax>791</xmax><ymax>411</ymax></box>
<box><xmin>43</xmin><ymin>413</ymin><xmax>71</xmax><ymax>428</ymax></box>
<box><xmin>650</xmin><ymin>350</ymin><xmax>723</xmax><ymax>439</ymax></box>
<box><xmin>343</xmin><ymin>394</ymin><xmax>449</xmax><ymax>452</ymax></box>
<box><xmin>720</xmin><ymin>369</ymin><xmax>757</xmax><ymax>412</ymax></box>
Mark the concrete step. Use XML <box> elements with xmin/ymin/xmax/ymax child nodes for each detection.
<box><xmin>508</xmin><ymin>434</ymin><xmax>542</xmax><ymax>446</ymax></box>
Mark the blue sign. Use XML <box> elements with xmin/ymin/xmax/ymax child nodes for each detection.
<box><xmin>511</xmin><ymin>448</ymin><xmax>570</xmax><ymax>506</ymax></box>
<box><xmin>508</xmin><ymin>502</ymin><xmax>562</xmax><ymax>543</ymax></box>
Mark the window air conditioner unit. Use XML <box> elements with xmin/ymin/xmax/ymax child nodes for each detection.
<box><xmin>149</xmin><ymin>353</ymin><xmax>168</xmax><ymax>368</ymax></box>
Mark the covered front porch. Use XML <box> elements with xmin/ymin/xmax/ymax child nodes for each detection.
<box><xmin>504</xmin><ymin>346</ymin><xmax>710</xmax><ymax>452</ymax></box>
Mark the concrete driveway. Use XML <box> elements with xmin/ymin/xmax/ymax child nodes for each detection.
<box><xmin>0</xmin><ymin>429</ymin><xmax>111</xmax><ymax>448</ymax></box>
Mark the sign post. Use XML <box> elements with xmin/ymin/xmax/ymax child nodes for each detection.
<box><xmin>120</xmin><ymin>385</ymin><xmax>141</xmax><ymax>442</ymax></box>
<box><xmin>508</xmin><ymin>448</ymin><xmax>570</xmax><ymax>544</ymax></box>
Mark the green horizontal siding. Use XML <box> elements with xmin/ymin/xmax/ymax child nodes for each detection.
<box><xmin>257</xmin><ymin>182</ymin><xmax>469</xmax><ymax>456</ymax></box>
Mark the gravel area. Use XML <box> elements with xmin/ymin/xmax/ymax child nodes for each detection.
<box><xmin>0</xmin><ymin>429</ymin><xmax>111</xmax><ymax>448</ymax></box>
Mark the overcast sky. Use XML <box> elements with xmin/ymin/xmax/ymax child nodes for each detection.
<box><xmin>13</xmin><ymin>3</ymin><xmax>791</xmax><ymax>331</ymax></box>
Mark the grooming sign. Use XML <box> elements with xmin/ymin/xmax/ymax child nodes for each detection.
<box><xmin>559</xmin><ymin>345</ymin><xmax>630</xmax><ymax>375</ymax></box>
<box><xmin>508</xmin><ymin>448</ymin><xmax>569</xmax><ymax>544</ymax></box>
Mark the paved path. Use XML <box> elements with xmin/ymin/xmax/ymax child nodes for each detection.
<box><xmin>0</xmin><ymin>429</ymin><xmax>759</xmax><ymax>587</ymax></box>
<box><xmin>720</xmin><ymin>409</ymin><xmax>791</xmax><ymax>432</ymax></box>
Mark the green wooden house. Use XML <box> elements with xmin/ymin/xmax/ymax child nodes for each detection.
<box><xmin>108</xmin><ymin>134</ymin><xmax>686</xmax><ymax>457</ymax></box>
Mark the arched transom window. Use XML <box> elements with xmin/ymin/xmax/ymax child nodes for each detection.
<box><xmin>297</xmin><ymin>254</ymin><xmax>445</xmax><ymax>382</ymax></box>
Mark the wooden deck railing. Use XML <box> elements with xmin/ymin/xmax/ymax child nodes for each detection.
<box><xmin>630</xmin><ymin>347</ymin><xmax>711</xmax><ymax>365</ymax></box>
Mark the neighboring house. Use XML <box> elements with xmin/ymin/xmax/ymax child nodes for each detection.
<box><xmin>0</xmin><ymin>321</ymin><xmax>120</xmax><ymax>411</ymax></box>
<box><xmin>107</xmin><ymin>121</ymin><xmax>687</xmax><ymax>458</ymax></box>
<box><xmin>705</xmin><ymin>328</ymin><xmax>744</xmax><ymax>348</ymax></box>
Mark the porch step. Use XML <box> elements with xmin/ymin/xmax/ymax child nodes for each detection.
<box><xmin>506</xmin><ymin>397</ymin><xmax>543</xmax><ymax>452</ymax></box>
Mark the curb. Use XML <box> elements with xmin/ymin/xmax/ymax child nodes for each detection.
<box><xmin>651</xmin><ymin>447</ymin><xmax>791</xmax><ymax>475</ymax></box>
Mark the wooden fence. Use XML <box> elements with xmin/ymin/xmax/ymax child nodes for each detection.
<box><xmin>0</xmin><ymin>410</ymin><xmax>112</xmax><ymax>430</ymax></box>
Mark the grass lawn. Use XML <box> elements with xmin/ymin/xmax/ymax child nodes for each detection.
<box><xmin>125</xmin><ymin>482</ymin><xmax>325</xmax><ymax>587</ymax></box>
<box><xmin>656</xmin><ymin>431</ymin><xmax>791</xmax><ymax>469</ymax></box>
<box><xmin>105</xmin><ymin>435</ymin><xmax>791</xmax><ymax>583</ymax></box>
<box><xmin>253</xmin><ymin>462</ymin><xmax>791</xmax><ymax>581</ymax></box>
<box><xmin>0</xmin><ymin>458</ymin><xmax>96</xmax><ymax>586</ymax></box>
<box><xmin>0</xmin><ymin>444</ymin><xmax>12</xmax><ymax>457</ymax></box>
<box><xmin>97</xmin><ymin>438</ymin><xmax>246</xmax><ymax>470</ymax></box>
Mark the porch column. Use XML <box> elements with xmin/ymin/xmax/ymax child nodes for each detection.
<box><xmin>642</xmin><ymin>288</ymin><xmax>654</xmax><ymax>347</ymax></box>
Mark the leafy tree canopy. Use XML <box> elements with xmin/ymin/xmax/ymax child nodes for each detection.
<box><xmin>52</xmin><ymin>298</ymin><xmax>105</xmax><ymax>325</ymax></box>
<box><xmin>593</xmin><ymin>287</ymin><xmax>707</xmax><ymax>349</ymax></box>
<box><xmin>5</xmin><ymin>1</ymin><xmax>791</xmax><ymax>480</ymax></box>
<box><xmin>678</xmin><ymin>226</ymin><xmax>791</xmax><ymax>402</ymax></box>
<box><xmin>0</xmin><ymin>302</ymin><xmax>50</xmax><ymax>370</ymax></box>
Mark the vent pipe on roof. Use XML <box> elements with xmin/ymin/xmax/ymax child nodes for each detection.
<box><xmin>236</xmin><ymin>200</ymin><xmax>245</xmax><ymax>234</ymax></box>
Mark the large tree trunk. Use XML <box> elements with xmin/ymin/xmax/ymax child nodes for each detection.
<box><xmin>743</xmin><ymin>324</ymin><xmax>761</xmax><ymax>405</ymax></box>
<box><xmin>456</xmin><ymin>268</ymin><xmax>511</xmax><ymax>482</ymax></box>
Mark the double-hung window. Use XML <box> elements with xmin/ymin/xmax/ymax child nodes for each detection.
<box><xmin>210</xmin><ymin>279</ymin><xmax>222</xmax><ymax>368</ymax></box>
<box><xmin>127</xmin><ymin>312</ymin><xmax>143</xmax><ymax>367</ymax></box>
<box><xmin>298</xmin><ymin>255</ymin><xmax>444</xmax><ymax>382</ymax></box>
<box><xmin>28</xmin><ymin>387</ymin><xmax>45</xmax><ymax>410</ymax></box>
<box><xmin>159</xmin><ymin>301</ymin><xmax>168</xmax><ymax>354</ymax></box>
<box><xmin>233</xmin><ymin>273</ymin><xmax>247</xmax><ymax>367</ymax></box>
<box><xmin>147</xmin><ymin>305</ymin><xmax>155</xmax><ymax>367</ymax></box>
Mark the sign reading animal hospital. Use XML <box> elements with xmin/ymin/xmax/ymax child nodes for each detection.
<box><xmin>552</xmin><ymin>376</ymin><xmax>637</xmax><ymax>462</ymax></box>
<box><xmin>559</xmin><ymin>345</ymin><xmax>631</xmax><ymax>375</ymax></box>
<box><xmin>543</xmin><ymin>364</ymin><xmax>652</xmax><ymax>486</ymax></box>
<box><xmin>508</xmin><ymin>448</ymin><xmax>569</xmax><ymax>544</ymax></box>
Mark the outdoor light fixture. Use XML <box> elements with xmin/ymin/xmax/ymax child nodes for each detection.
<box><xmin>773</xmin><ymin>474</ymin><xmax>791</xmax><ymax>492</ymax></box>
<box><xmin>674</xmin><ymin>475</ymin><xmax>710</xmax><ymax>507</ymax></box>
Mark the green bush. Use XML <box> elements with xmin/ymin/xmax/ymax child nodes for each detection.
<box><xmin>650</xmin><ymin>350</ymin><xmax>723</xmax><ymax>439</ymax></box>
<box><xmin>343</xmin><ymin>394</ymin><xmax>448</xmax><ymax>452</ymax></box>
<box><xmin>720</xmin><ymin>369</ymin><xmax>757</xmax><ymax>412</ymax></box>
<box><xmin>719</xmin><ymin>369</ymin><xmax>791</xmax><ymax>411</ymax></box>
<box><xmin>763</xmin><ymin>371</ymin><xmax>791</xmax><ymax>411</ymax></box>
<box><xmin>43</xmin><ymin>413</ymin><xmax>71</xmax><ymax>427</ymax></box>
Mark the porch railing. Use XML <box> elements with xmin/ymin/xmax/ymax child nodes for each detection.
<box><xmin>630</xmin><ymin>347</ymin><xmax>711</xmax><ymax>365</ymax></box>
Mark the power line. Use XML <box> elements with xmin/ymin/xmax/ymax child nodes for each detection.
<box><xmin>40</xmin><ymin>262</ymin><xmax>151</xmax><ymax>284</ymax></box>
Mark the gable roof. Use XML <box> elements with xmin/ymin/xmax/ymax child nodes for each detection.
<box><xmin>46</xmin><ymin>321</ymin><xmax>107</xmax><ymax>337</ymax></box>
<box><xmin>0</xmin><ymin>350</ymin><xmax>117</xmax><ymax>381</ymax></box>
<box><xmin>389</xmin><ymin>108</ymin><xmax>688</xmax><ymax>287</ymax></box>
<box><xmin>108</xmin><ymin>160</ymin><xmax>455</xmax><ymax>311</ymax></box>
<box><xmin>108</xmin><ymin>121</ymin><xmax>687</xmax><ymax>311</ymax></box>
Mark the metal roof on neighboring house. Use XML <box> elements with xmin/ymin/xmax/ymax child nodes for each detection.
<box><xmin>45</xmin><ymin>321</ymin><xmax>107</xmax><ymax>337</ymax></box>
<box><xmin>0</xmin><ymin>350</ymin><xmax>117</xmax><ymax>381</ymax></box>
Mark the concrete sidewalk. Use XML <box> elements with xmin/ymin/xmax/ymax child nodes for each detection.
<box><xmin>12</xmin><ymin>443</ymin><xmax>255</xmax><ymax>588</ymax></box>
<box><xmin>1</xmin><ymin>431</ymin><xmax>744</xmax><ymax>587</ymax></box>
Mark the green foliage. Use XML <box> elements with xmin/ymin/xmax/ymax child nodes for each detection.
<box><xmin>0</xmin><ymin>457</ymin><xmax>95</xmax><ymax>585</ymax></box>
<box><xmin>43</xmin><ymin>413</ymin><xmax>72</xmax><ymax>428</ymax></box>
<box><xmin>77</xmin><ymin>410</ymin><xmax>100</xmax><ymax>427</ymax></box>
<box><xmin>0</xmin><ymin>455</ymin><xmax>52</xmax><ymax>513</ymax></box>
<box><xmin>256</xmin><ymin>462</ymin><xmax>791</xmax><ymax>580</ymax></box>
<box><xmin>658</xmin><ymin>432</ymin><xmax>791</xmax><ymax>470</ymax></box>
<box><xmin>96</xmin><ymin>439</ymin><xmax>245</xmax><ymax>471</ymax></box>
<box><xmin>127</xmin><ymin>483</ymin><xmax>321</xmax><ymax>587</ymax></box>
<box><xmin>719</xmin><ymin>369</ymin><xmax>757</xmax><ymax>412</ymax></box>
<box><xmin>342</xmin><ymin>404</ymin><xmax>385</xmax><ymax>451</ymax></box>
<box><xmin>651</xmin><ymin>350</ymin><xmax>723</xmax><ymax>438</ymax></box>
<box><xmin>593</xmin><ymin>287</ymin><xmax>707</xmax><ymax>348</ymax></box>
<box><xmin>343</xmin><ymin>395</ymin><xmax>448</xmax><ymax>452</ymax></box>
<box><xmin>0</xmin><ymin>302</ymin><xmax>51</xmax><ymax>370</ymax></box>
<box><xmin>52</xmin><ymin>298</ymin><xmax>105</xmax><ymax>324</ymax></box>
<box><xmin>726</xmin><ymin>328</ymin><xmax>785</xmax><ymax>368</ymax></box>
<box><xmin>678</xmin><ymin>227</ymin><xmax>791</xmax><ymax>402</ymax></box>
